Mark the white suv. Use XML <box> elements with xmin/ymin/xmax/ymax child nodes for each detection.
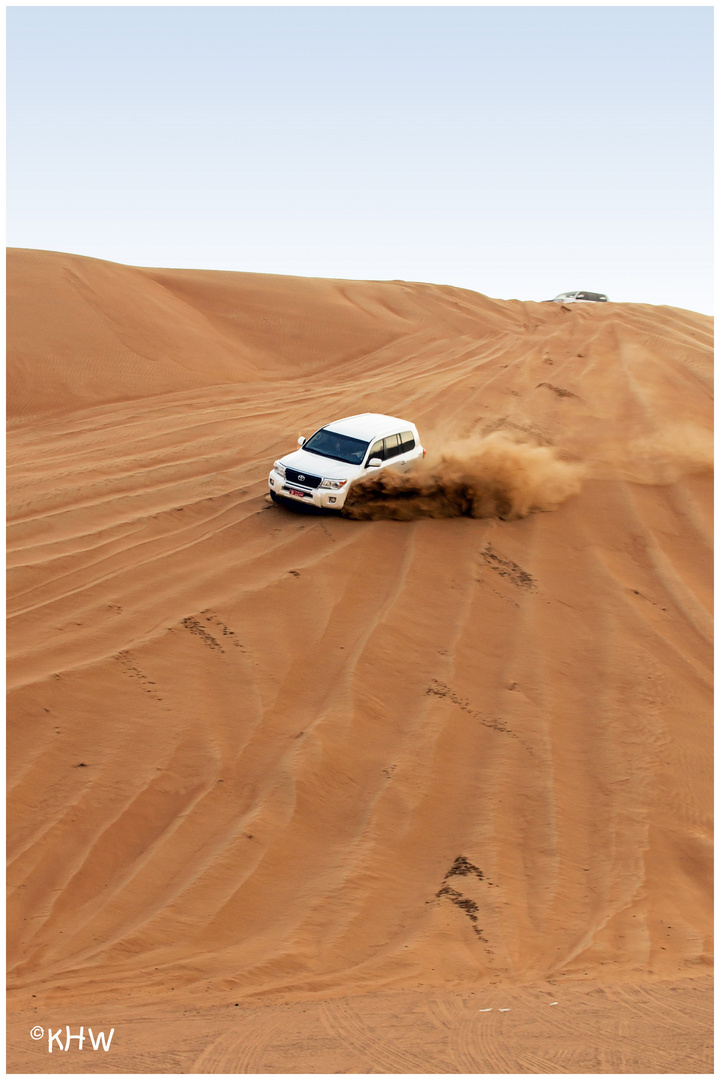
<box><xmin>268</xmin><ymin>412</ymin><xmax>425</xmax><ymax>511</ymax></box>
<box><xmin>550</xmin><ymin>290</ymin><xmax>608</xmax><ymax>303</ymax></box>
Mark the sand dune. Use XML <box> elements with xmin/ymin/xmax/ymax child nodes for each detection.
<box><xmin>6</xmin><ymin>248</ymin><xmax>713</xmax><ymax>1072</ymax></box>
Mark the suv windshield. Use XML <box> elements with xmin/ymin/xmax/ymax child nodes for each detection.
<box><xmin>303</xmin><ymin>428</ymin><xmax>369</xmax><ymax>465</ymax></box>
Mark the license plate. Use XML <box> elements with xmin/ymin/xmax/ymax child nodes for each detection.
<box><xmin>287</xmin><ymin>488</ymin><xmax>307</xmax><ymax>498</ymax></box>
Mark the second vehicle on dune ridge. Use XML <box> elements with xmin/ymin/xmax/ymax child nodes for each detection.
<box><xmin>549</xmin><ymin>290</ymin><xmax>609</xmax><ymax>303</ymax></box>
<box><xmin>268</xmin><ymin>413</ymin><xmax>425</xmax><ymax>511</ymax></box>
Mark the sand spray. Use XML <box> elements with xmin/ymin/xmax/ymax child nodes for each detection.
<box><xmin>343</xmin><ymin>432</ymin><xmax>586</xmax><ymax>521</ymax></box>
<box><xmin>342</xmin><ymin>417</ymin><xmax>713</xmax><ymax>522</ymax></box>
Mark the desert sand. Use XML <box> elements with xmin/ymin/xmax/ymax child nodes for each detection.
<box><xmin>6</xmin><ymin>248</ymin><xmax>713</xmax><ymax>1073</ymax></box>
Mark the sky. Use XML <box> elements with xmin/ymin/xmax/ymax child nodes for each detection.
<box><xmin>6</xmin><ymin>5</ymin><xmax>714</xmax><ymax>313</ymax></box>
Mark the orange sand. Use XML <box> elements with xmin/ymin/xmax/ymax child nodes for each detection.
<box><xmin>7</xmin><ymin>249</ymin><xmax>713</xmax><ymax>1072</ymax></box>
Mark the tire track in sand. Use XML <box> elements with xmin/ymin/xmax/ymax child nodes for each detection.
<box><xmin>319</xmin><ymin>996</ymin><xmax>437</xmax><ymax>1073</ymax></box>
<box><xmin>191</xmin><ymin>1012</ymin><xmax>286</xmax><ymax>1073</ymax></box>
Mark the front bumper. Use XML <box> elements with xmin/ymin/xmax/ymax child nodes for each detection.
<box><xmin>268</xmin><ymin>469</ymin><xmax>348</xmax><ymax>509</ymax></box>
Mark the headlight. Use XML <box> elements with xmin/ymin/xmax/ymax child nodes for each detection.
<box><xmin>273</xmin><ymin>461</ymin><xmax>286</xmax><ymax>478</ymax></box>
<box><xmin>320</xmin><ymin>477</ymin><xmax>348</xmax><ymax>489</ymax></box>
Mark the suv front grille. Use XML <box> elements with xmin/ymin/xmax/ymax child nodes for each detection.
<box><xmin>285</xmin><ymin>467</ymin><xmax>321</xmax><ymax>489</ymax></box>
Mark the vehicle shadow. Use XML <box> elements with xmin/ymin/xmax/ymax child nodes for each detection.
<box><xmin>268</xmin><ymin>493</ymin><xmax>340</xmax><ymax>516</ymax></box>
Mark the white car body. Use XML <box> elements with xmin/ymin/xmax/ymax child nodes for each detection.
<box><xmin>268</xmin><ymin>412</ymin><xmax>424</xmax><ymax>510</ymax></box>
<box><xmin>551</xmin><ymin>290</ymin><xmax>608</xmax><ymax>304</ymax></box>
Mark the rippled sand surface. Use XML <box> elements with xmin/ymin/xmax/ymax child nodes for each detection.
<box><xmin>7</xmin><ymin>249</ymin><xmax>713</xmax><ymax>1072</ymax></box>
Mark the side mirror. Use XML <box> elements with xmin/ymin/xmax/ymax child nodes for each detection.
<box><xmin>298</xmin><ymin>436</ymin><xmax>306</xmax><ymax>447</ymax></box>
<box><xmin>367</xmin><ymin>457</ymin><xmax>382</xmax><ymax>468</ymax></box>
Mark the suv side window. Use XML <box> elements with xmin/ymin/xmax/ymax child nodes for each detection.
<box><xmin>383</xmin><ymin>433</ymin><xmax>401</xmax><ymax>459</ymax></box>
<box><xmin>368</xmin><ymin>439</ymin><xmax>384</xmax><ymax>462</ymax></box>
<box><xmin>399</xmin><ymin>430</ymin><xmax>415</xmax><ymax>453</ymax></box>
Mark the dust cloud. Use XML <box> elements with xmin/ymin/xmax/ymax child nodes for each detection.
<box><xmin>342</xmin><ymin>433</ymin><xmax>585</xmax><ymax>521</ymax></box>
<box><xmin>588</xmin><ymin>423</ymin><xmax>714</xmax><ymax>486</ymax></box>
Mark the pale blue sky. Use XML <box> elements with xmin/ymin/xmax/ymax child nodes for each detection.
<box><xmin>6</xmin><ymin>6</ymin><xmax>714</xmax><ymax>312</ymax></box>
